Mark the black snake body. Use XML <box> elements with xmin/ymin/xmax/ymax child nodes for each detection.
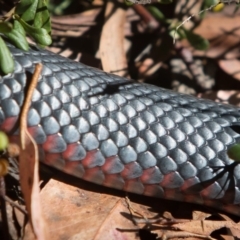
<box><xmin>1</xmin><ymin>43</ymin><xmax>240</xmax><ymax>216</ymax></box>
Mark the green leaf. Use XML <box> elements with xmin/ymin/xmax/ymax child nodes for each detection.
<box><xmin>4</xmin><ymin>20</ymin><xmax>29</xmax><ymax>51</ymax></box>
<box><xmin>15</xmin><ymin>0</ymin><xmax>51</xmax><ymax>33</ymax></box>
<box><xmin>48</xmin><ymin>0</ymin><xmax>72</xmax><ymax>15</ymax></box>
<box><xmin>12</xmin><ymin>19</ymin><xmax>25</xmax><ymax>35</ymax></box>
<box><xmin>0</xmin><ymin>22</ymin><xmax>12</xmax><ymax>33</ymax></box>
<box><xmin>184</xmin><ymin>29</ymin><xmax>209</xmax><ymax>50</ymax></box>
<box><xmin>147</xmin><ymin>6</ymin><xmax>166</xmax><ymax>21</ymax></box>
<box><xmin>124</xmin><ymin>0</ymin><xmax>134</xmax><ymax>6</ymax></box>
<box><xmin>15</xmin><ymin>0</ymin><xmax>35</xmax><ymax>14</ymax></box>
<box><xmin>15</xmin><ymin>15</ymin><xmax>52</xmax><ymax>46</ymax></box>
<box><xmin>158</xmin><ymin>0</ymin><xmax>173</xmax><ymax>4</ymax></box>
<box><xmin>228</xmin><ymin>144</ymin><xmax>240</xmax><ymax>162</ymax></box>
<box><xmin>200</xmin><ymin>0</ymin><xmax>218</xmax><ymax>18</ymax></box>
<box><xmin>34</xmin><ymin>0</ymin><xmax>51</xmax><ymax>33</ymax></box>
<box><xmin>15</xmin><ymin>0</ymin><xmax>38</xmax><ymax>22</ymax></box>
<box><xmin>201</xmin><ymin>0</ymin><xmax>218</xmax><ymax>9</ymax></box>
<box><xmin>0</xmin><ymin>36</ymin><xmax>14</xmax><ymax>74</ymax></box>
<box><xmin>0</xmin><ymin>132</ymin><xmax>9</xmax><ymax>150</ymax></box>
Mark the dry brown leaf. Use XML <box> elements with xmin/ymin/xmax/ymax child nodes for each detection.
<box><xmin>124</xmin><ymin>198</ymin><xmax>215</xmax><ymax>239</ymax></box>
<box><xmin>219</xmin><ymin>59</ymin><xmax>240</xmax><ymax>81</ymax></box>
<box><xmin>93</xmin><ymin>199</ymin><xmax>139</xmax><ymax>240</ymax></box>
<box><xmin>157</xmin><ymin>231</ymin><xmax>213</xmax><ymax>240</ymax></box>
<box><xmin>7</xmin><ymin>143</ymin><xmax>20</xmax><ymax>158</ymax></box>
<box><xmin>19</xmin><ymin>64</ymin><xmax>48</xmax><ymax>239</ymax></box>
<box><xmin>218</xmin><ymin>214</ymin><xmax>240</xmax><ymax>239</ymax></box>
<box><xmin>20</xmin><ymin>132</ymin><xmax>47</xmax><ymax>240</ymax></box>
<box><xmin>3</xmin><ymin>202</ymin><xmax>19</xmax><ymax>239</ymax></box>
<box><xmin>175</xmin><ymin>0</ymin><xmax>204</xmax><ymax>19</ymax></box>
<box><xmin>37</xmin><ymin>179</ymin><xmax>139</xmax><ymax>240</ymax></box>
<box><xmin>51</xmin><ymin>9</ymin><xmax>101</xmax><ymax>25</ymax></box>
<box><xmin>51</xmin><ymin>9</ymin><xmax>101</xmax><ymax>37</ymax></box>
<box><xmin>174</xmin><ymin>219</ymin><xmax>240</xmax><ymax>237</ymax></box>
<box><xmin>99</xmin><ymin>1</ymin><xmax>129</xmax><ymax>77</ymax></box>
<box><xmin>199</xmin><ymin>90</ymin><xmax>240</xmax><ymax>106</ymax></box>
<box><xmin>192</xmin><ymin>211</ymin><xmax>211</xmax><ymax>221</ymax></box>
<box><xmin>14</xmin><ymin>205</ymin><xmax>26</xmax><ymax>239</ymax></box>
<box><xmin>220</xmin><ymin>235</ymin><xmax>235</xmax><ymax>240</ymax></box>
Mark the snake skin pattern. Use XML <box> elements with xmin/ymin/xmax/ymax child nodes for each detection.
<box><xmin>1</xmin><ymin>43</ymin><xmax>240</xmax><ymax>216</ymax></box>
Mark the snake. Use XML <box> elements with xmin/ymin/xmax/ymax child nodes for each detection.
<box><xmin>1</xmin><ymin>42</ymin><xmax>240</xmax><ymax>217</ymax></box>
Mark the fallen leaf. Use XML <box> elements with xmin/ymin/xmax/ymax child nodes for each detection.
<box><xmin>19</xmin><ymin>63</ymin><xmax>48</xmax><ymax>239</ymax></box>
<box><xmin>219</xmin><ymin>59</ymin><xmax>240</xmax><ymax>81</ymax></box>
<box><xmin>99</xmin><ymin>1</ymin><xmax>129</xmax><ymax>77</ymax></box>
<box><xmin>19</xmin><ymin>132</ymin><xmax>47</xmax><ymax>240</ymax></box>
<box><xmin>37</xmin><ymin>179</ymin><xmax>139</xmax><ymax>240</ymax></box>
<box><xmin>199</xmin><ymin>90</ymin><xmax>240</xmax><ymax>106</ymax></box>
<box><xmin>192</xmin><ymin>211</ymin><xmax>211</xmax><ymax>221</ymax></box>
<box><xmin>174</xmin><ymin>219</ymin><xmax>240</xmax><ymax>238</ymax></box>
<box><xmin>218</xmin><ymin>214</ymin><xmax>240</xmax><ymax>239</ymax></box>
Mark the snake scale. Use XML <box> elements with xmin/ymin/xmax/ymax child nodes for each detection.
<box><xmin>1</xmin><ymin>42</ymin><xmax>240</xmax><ymax>216</ymax></box>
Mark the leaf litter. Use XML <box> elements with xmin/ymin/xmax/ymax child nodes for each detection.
<box><xmin>2</xmin><ymin>1</ymin><xmax>240</xmax><ymax>240</ymax></box>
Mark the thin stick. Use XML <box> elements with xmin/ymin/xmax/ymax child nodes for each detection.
<box><xmin>3</xmin><ymin>195</ymin><xmax>28</xmax><ymax>215</ymax></box>
<box><xmin>20</xmin><ymin>64</ymin><xmax>42</xmax><ymax>150</ymax></box>
<box><xmin>125</xmin><ymin>196</ymin><xmax>150</xmax><ymax>225</ymax></box>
